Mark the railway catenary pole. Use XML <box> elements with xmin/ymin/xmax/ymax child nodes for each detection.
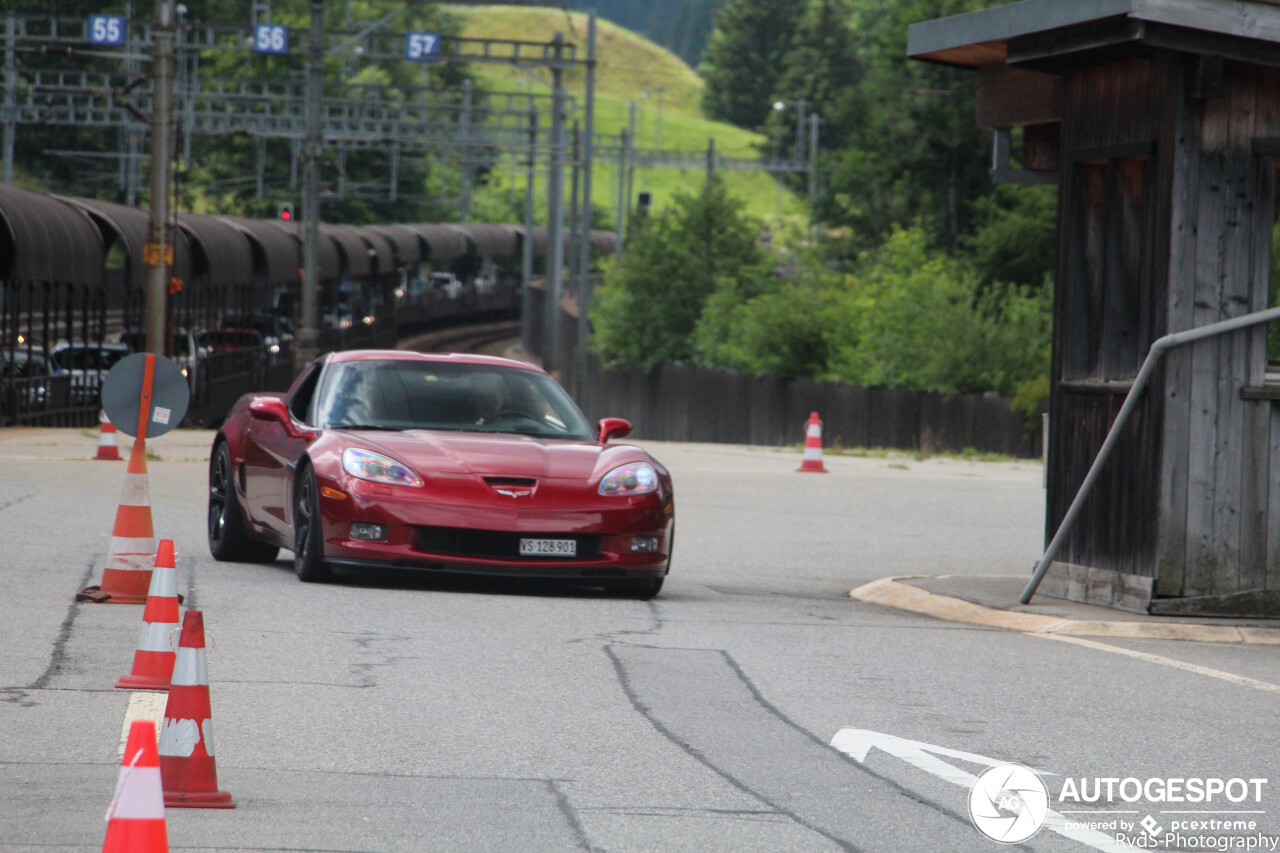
<box><xmin>574</xmin><ymin>11</ymin><xmax>596</xmax><ymax>403</ymax></box>
<box><xmin>299</xmin><ymin>2</ymin><xmax>325</xmax><ymax>366</ymax></box>
<box><xmin>3</xmin><ymin>12</ymin><xmax>15</xmax><ymax>185</ymax></box>
<box><xmin>144</xmin><ymin>0</ymin><xmax>175</xmax><ymax>358</ymax></box>
<box><xmin>614</xmin><ymin>128</ymin><xmax>628</xmax><ymax>251</ymax></box>
<box><xmin>521</xmin><ymin>104</ymin><xmax>537</xmax><ymax>355</ymax></box>
<box><xmin>544</xmin><ymin>31</ymin><xmax>567</xmax><ymax>377</ymax></box>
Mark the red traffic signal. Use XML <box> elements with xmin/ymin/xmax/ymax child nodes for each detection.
<box><xmin>278</xmin><ymin>203</ymin><xmax>294</xmax><ymax>221</ymax></box>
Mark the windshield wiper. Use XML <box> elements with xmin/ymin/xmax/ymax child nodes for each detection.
<box><xmin>327</xmin><ymin>424</ymin><xmax>402</xmax><ymax>431</ymax></box>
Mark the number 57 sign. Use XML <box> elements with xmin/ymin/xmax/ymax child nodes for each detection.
<box><xmin>405</xmin><ymin>32</ymin><xmax>440</xmax><ymax>62</ymax></box>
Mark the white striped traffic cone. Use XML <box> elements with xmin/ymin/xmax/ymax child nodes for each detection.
<box><xmin>78</xmin><ymin>438</ymin><xmax>156</xmax><ymax>604</ymax></box>
<box><xmin>95</xmin><ymin>410</ymin><xmax>121</xmax><ymax>461</ymax></box>
<box><xmin>797</xmin><ymin>411</ymin><xmax>829</xmax><ymax>473</ymax></box>
<box><xmin>160</xmin><ymin>610</ymin><xmax>234</xmax><ymax>808</ymax></box>
<box><xmin>116</xmin><ymin>540</ymin><xmax>180</xmax><ymax>691</ymax></box>
<box><xmin>102</xmin><ymin>719</ymin><xmax>169</xmax><ymax>853</ymax></box>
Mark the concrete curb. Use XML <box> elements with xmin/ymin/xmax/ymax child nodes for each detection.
<box><xmin>849</xmin><ymin>577</ymin><xmax>1280</xmax><ymax>645</ymax></box>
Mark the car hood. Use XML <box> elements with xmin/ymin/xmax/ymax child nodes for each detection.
<box><xmin>350</xmin><ymin>430</ymin><xmax>634</xmax><ymax>481</ymax></box>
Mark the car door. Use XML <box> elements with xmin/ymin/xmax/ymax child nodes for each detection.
<box><xmin>244</xmin><ymin>364</ymin><xmax>322</xmax><ymax>536</ymax></box>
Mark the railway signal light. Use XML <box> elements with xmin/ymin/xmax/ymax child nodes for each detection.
<box><xmin>278</xmin><ymin>203</ymin><xmax>294</xmax><ymax>222</ymax></box>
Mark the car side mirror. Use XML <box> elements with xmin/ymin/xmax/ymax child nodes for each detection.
<box><xmin>249</xmin><ymin>397</ymin><xmax>312</xmax><ymax>440</ymax></box>
<box><xmin>597</xmin><ymin>417</ymin><xmax>632</xmax><ymax>444</ymax></box>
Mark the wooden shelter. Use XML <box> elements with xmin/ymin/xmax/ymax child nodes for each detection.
<box><xmin>910</xmin><ymin>0</ymin><xmax>1280</xmax><ymax>615</ymax></box>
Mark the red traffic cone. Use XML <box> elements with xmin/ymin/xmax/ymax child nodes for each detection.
<box><xmin>796</xmin><ymin>411</ymin><xmax>829</xmax><ymax>473</ymax></box>
<box><xmin>116</xmin><ymin>540</ymin><xmax>181</xmax><ymax>691</ymax></box>
<box><xmin>159</xmin><ymin>610</ymin><xmax>235</xmax><ymax>808</ymax></box>
<box><xmin>102</xmin><ymin>719</ymin><xmax>169</xmax><ymax>853</ymax></box>
<box><xmin>78</xmin><ymin>438</ymin><xmax>156</xmax><ymax>604</ymax></box>
<box><xmin>95</xmin><ymin>410</ymin><xmax>121</xmax><ymax>461</ymax></box>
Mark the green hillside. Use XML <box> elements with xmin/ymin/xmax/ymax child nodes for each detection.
<box><xmin>448</xmin><ymin>5</ymin><xmax>806</xmax><ymax>226</ymax></box>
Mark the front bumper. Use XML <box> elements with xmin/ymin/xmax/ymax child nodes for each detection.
<box><xmin>315</xmin><ymin>473</ymin><xmax>673</xmax><ymax>578</ymax></box>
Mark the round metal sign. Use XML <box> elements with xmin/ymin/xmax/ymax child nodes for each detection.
<box><xmin>100</xmin><ymin>352</ymin><xmax>190</xmax><ymax>438</ymax></box>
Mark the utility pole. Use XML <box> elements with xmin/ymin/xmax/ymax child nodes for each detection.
<box><xmin>545</xmin><ymin>31</ymin><xmax>567</xmax><ymax>377</ymax></box>
<box><xmin>808</xmin><ymin>111</ymin><xmax>820</xmax><ymax>238</ymax></box>
<box><xmin>144</xmin><ymin>0</ymin><xmax>175</xmax><ymax>357</ymax></box>
<box><xmin>2</xmin><ymin>12</ymin><xmax>15</xmax><ymax>185</ymax></box>
<box><xmin>459</xmin><ymin>78</ymin><xmax>473</xmax><ymax>221</ymax></box>
<box><xmin>615</xmin><ymin>128</ymin><xmax>628</xmax><ymax>251</ymax></box>
<box><xmin>299</xmin><ymin>2</ymin><xmax>324</xmax><ymax>365</ymax></box>
<box><xmin>574</xmin><ymin>11</ymin><xmax>596</xmax><ymax>403</ymax></box>
<box><xmin>521</xmin><ymin>104</ymin><xmax>537</xmax><ymax>354</ymax></box>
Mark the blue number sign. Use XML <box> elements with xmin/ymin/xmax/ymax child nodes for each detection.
<box><xmin>88</xmin><ymin>15</ymin><xmax>126</xmax><ymax>46</ymax></box>
<box><xmin>404</xmin><ymin>32</ymin><xmax>440</xmax><ymax>62</ymax></box>
<box><xmin>253</xmin><ymin>24</ymin><xmax>289</xmax><ymax>55</ymax></box>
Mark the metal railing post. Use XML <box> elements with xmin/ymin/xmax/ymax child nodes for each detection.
<box><xmin>1022</xmin><ymin>304</ymin><xmax>1280</xmax><ymax>604</ymax></box>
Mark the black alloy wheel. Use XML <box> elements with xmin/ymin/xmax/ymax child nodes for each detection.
<box><xmin>293</xmin><ymin>464</ymin><xmax>332</xmax><ymax>583</ymax></box>
<box><xmin>208</xmin><ymin>442</ymin><xmax>279</xmax><ymax>564</ymax></box>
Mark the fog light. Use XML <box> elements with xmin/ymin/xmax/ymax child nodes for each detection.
<box><xmin>631</xmin><ymin>535</ymin><xmax>660</xmax><ymax>553</ymax></box>
<box><xmin>350</xmin><ymin>522</ymin><xmax>387</xmax><ymax>541</ymax></box>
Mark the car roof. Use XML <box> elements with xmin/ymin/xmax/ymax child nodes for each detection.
<box><xmin>52</xmin><ymin>341</ymin><xmax>129</xmax><ymax>351</ymax></box>
<box><xmin>325</xmin><ymin>349</ymin><xmax>544</xmax><ymax>374</ymax></box>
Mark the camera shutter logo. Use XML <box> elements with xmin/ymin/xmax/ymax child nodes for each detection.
<box><xmin>969</xmin><ymin>764</ymin><xmax>1050</xmax><ymax>843</ymax></box>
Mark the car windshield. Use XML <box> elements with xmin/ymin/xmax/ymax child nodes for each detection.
<box><xmin>313</xmin><ymin>360</ymin><xmax>595</xmax><ymax>440</ymax></box>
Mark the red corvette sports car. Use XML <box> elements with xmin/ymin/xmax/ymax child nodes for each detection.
<box><xmin>208</xmin><ymin>350</ymin><xmax>674</xmax><ymax>597</ymax></box>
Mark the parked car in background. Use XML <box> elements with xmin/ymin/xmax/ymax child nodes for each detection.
<box><xmin>217</xmin><ymin>312</ymin><xmax>292</xmax><ymax>364</ymax></box>
<box><xmin>429</xmin><ymin>271</ymin><xmax>463</xmax><ymax>300</ymax></box>
<box><xmin>117</xmin><ymin>327</ymin><xmax>206</xmax><ymax>389</ymax></box>
<box><xmin>47</xmin><ymin>341</ymin><xmax>130</xmax><ymax>405</ymax></box>
<box><xmin>199</xmin><ymin>328</ymin><xmax>266</xmax><ymax>360</ymax></box>
<box><xmin>1</xmin><ymin>345</ymin><xmax>63</xmax><ymax>412</ymax></box>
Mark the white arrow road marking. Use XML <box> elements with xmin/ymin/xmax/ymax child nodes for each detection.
<box><xmin>830</xmin><ymin>728</ymin><xmax>1125</xmax><ymax>852</ymax></box>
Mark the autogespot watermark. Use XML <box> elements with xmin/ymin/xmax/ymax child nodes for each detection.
<box><xmin>968</xmin><ymin>768</ymin><xmax>1276</xmax><ymax>849</ymax></box>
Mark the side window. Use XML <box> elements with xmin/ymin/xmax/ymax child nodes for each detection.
<box><xmin>288</xmin><ymin>364</ymin><xmax>322</xmax><ymax>423</ymax></box>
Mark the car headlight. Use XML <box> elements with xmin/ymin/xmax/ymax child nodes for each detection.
<box><xmin>598</xmin><ymin>462</ymin><xmax>657</xmax><ymax>496</ymax></box>
<box><xmin>342</xmin><ymin>448</ymin><xmax>424</xmax><ymax>487</ymax></box>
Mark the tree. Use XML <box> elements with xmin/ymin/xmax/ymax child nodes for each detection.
<box><xmin>769</xmin><ymin>0</ymin><xmax>861</xmax><ymax>149</ymax></box>
<box><xmin>591</xmin><ymin>177</ymin><xmax>766</xmax><ymax>370</ymax></box>
<box><xmin>820</xmin><ymin>0</ymin><xmax>1000</xmax><ymax>249</ymax></box>
<box><xmin>699</xmin><ymin>0</ymin><xmax>807</xmax><ymax>130</ymax></box>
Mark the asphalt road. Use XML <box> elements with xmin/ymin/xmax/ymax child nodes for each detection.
<box><xmin>2</xmin><ymin>427</ymin><xmax>1278</xmax><ymax>852</ymax></box>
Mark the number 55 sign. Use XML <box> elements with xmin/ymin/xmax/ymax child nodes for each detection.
<box><xmin>405</xmin><ymin>32</ymin><xmax>440</xmax><ymax>62</ymax></box>
<box><xmin>88</xmin><ymin>15</ymin><xmax>126</xmax><ymax>46</ymax></box>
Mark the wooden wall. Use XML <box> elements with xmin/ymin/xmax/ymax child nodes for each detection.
<box><xmin>1156</xmin><ymin>62</ymin><xmax>1280</xmax><ymax>601</ymax></box>
<box><xmin>1047</xmin><ymin>57</ymin><xmax>1175</xmax><ymax>593</ymax></box>
<box><xmin>1048</xmin><ymin>54</ymin><xmax>1280</xmax><ymax>609</ymax></box>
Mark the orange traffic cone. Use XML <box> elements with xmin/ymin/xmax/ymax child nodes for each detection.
<box><xmin>95</xmin><ymin>410</ymin><xmax>121</xmax><ymax>461</ymax></box>
<box><xmin>116</xmin><ymin>540</ymin><xmax>181</xmax><ymax>691</ymax></box>
<box><xmin>78</xmin><ymin>438</ymin><xmax>156</xmax><ymax>604</ymax></box>
<box><xmin>102</xmin><ymin>719</ymin><xmax>169</xmax><ymax>853</ymax></box>
<box><xmin>159</xmin><ymin>610</ymin><xmax>235</xmax><ymax>808</ymax></box>
<box><xmin>796</xmin><ymin>411</ymin><xmax>829</xmax><ymax>473</ymax></box>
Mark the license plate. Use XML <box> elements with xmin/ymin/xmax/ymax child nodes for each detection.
<box><xmin>519</xmin><ymin>538</ymin><xmax>577</xmax><ymax>556</ymax></box>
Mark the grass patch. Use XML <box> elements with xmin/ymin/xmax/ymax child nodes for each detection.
<box><xmin>449</xmin><ymin>5</ymin><xmax>806</xmax><ymax>225</ymax></box>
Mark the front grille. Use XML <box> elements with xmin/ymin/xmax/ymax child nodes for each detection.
<box><xmin>415</xmin><ymin>526</ymin><xmax>601</xmax><ymax>560</ymax></box>
<box><xmin>483</xmin><ymin>476</ymin><xmax>537</xmax><ymax>486</ymax></box>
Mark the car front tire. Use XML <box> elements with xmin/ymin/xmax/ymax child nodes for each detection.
<box><xmin>208</xmin><ymin>442</ymin><xmax>280</xmax><ymax>564</ymax></box>
<box><xmin>293</xmin><ymin>464</ymin><xmax>332</xmax><ymax>583</ymax></box>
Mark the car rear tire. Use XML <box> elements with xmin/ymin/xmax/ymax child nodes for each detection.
<box><xmin>208</xmin><ymin>442</ymin><xmax>280</xmax><ymax>564</ymax></box>
<box><xmin>293</xmin><ymin>464</ymin><xmax>332</xmax><ymax>583</ymax></box>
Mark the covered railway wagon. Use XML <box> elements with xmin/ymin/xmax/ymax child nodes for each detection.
<box><xmin>0</xmin><ymin>186</ymin><xmax>616</xmax><ymax>427</ymax></box>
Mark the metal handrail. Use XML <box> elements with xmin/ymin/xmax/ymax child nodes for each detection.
<box><xmin>1021</xmin><ymin>304</ymin><xmax>1280</xmax><ymax>604</ymax></box>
